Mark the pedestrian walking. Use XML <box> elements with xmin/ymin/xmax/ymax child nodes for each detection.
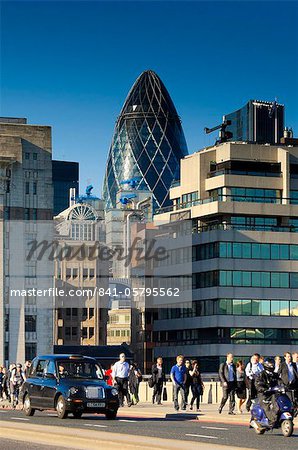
<box><xmin>0</xmin><ymin>366</ymin><xmax>3</xmax><ymax>400</ymax></box>
<box><xmin>235</xmin><ymin>360</ymin><xmax>246</xmax><ymax>414</ymax></box>
<box><xmin>245</xmin><ymin>353</ymin><xmax>263</xmax><ymax>411</ymax></box>
<box><xmin>152</xmin><ymin>357</ymin><xmax>166</xmax><ymax>405</ymax></box>
<box><xmin>24</xmin><ymin>360</ymin><xmax>31</xmax><ymax>378</ymax></box>
<box><xmin>2</xmin><ymin>367</ymin><xmax>10</xmax><ymax>401</ymax></box>
<box><xmin>189</xmin><ymin>360</ymin><xmax>204</xmax><ymax>412</ymax></box>
<box><xmin>10</xmin><ymin>363</ymin><xmax>25</xmax><ymax>408</ymax></box>
<box><xmin>112</xmin><ymin>353</ymin><xmax>132</xmax><ymax>407</ymax></box>
<box><xmin>218</xmin><ymin>352</ymin><xmax>236</xmax><ymax>415</ymax></box>
<box><xmin>170</xmin><ymin>355</ymin><xmax>187</xmax><ymax>411</ymax></box>
<box><xmin>184</xmin><ymin>360</ymin><xmax>192</xmax><ymax>406</ymax></box>
<box><xmin>279</xmin><ymin>352</ymin><xmax>298</xmax><ymax>404</ymax></box>
<box><xmin>274</xmin><ymin>355</ymin><xmax>282</xmax><ymax>373</ymax></box>
<box><xmin>105</xmin><ymin>364</ymin><xmax>114</xmax><ymax>386</ymax></box>
<box><xmin>128</xmin><ymin>362</ymin><xmax>142</xmax><ymax>405</ymax></box>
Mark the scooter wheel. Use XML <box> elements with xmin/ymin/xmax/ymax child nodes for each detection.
<box><xmin>281</xmin><ymin>420</ymin><xmax>293</xmax><ymax>437</ymax></box>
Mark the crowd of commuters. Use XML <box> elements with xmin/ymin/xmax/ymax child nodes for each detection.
<box><xmin>218</xmin><ymin>351</ymin><xmax>298</xmax><ymax>424</ymax></box>
<box><xmin>108</xmin><ymin>353</ymin><xmax>204</xmax><ymax>411</ymax></box>
<box><xmin>0</xmin><ymin>361</ymin><xmax>31</xmax><ymax>408</ymax></box>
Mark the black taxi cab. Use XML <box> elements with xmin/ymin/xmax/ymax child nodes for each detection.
<box><xmin>20</xmin><ymin>354</ymin><xmax>119</xmax><ymax>419</ymax></box>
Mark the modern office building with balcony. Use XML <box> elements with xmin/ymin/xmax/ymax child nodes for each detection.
<box><xmin>153</xmin><ymin>139</ymin><xmax>298</xmax><ymax>372</ymax></box>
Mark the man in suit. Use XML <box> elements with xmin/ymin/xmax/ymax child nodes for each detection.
<box><xmin>279</xmin><ymin>352</ymin><xmax>298</xmax><ymax>387</ymax></box>
<box><xmin>218</xmin><ymin>352</ymin><xmax>237</xmax><ymax>415</ymax></box>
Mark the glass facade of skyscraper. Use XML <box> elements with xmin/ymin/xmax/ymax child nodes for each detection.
<box><xmin>103</xmin><ymin>70</ymin><xmax>188</xmax><ymax>210</ymax></box>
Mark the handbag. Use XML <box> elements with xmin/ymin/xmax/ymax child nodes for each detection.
<box><xmin>162</xmin><ymin>386</ymin><xmax>168</xmax><ymax>401</ymax></box>
<box><xmin>148</xmin><ymin>376</ymin><xmax>154</xmax><ymax>388</ymax></box>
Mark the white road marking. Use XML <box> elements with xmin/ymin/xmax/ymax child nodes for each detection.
<box><xmin>202</xmin><ymin>426</ymin><xmax>229</xmax><ymax>431</ymax></box>
<box><xmin>10</xmin><ymin>417</ymin><xmax>29</xmax><ymax>421</ymax></box>
<box><xmin>84</xmin><ymin>423</ymin><xmax>107</xmax><ymax>428</ymax></box>
<box><xmin>119</xmin><ymin>419</ymin><xmax>137</xmax><ymax>423</ymax></box>
<box><xmin>185</xmin><ymin>434</ymin><xmax>218</xmax><ymax>439</ymax></box>
<box><xmin>47</xmin><ymin>413</ymin><xmax>57</xmax><ymax>416</ymax></box>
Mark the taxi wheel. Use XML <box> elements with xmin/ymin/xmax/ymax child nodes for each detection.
<box><xmin>24</xmin><ymin>394</ymin><xmax>35</xmax><ymax>416</ymax></box>
<box><xmin>73</xmin><ymin>411</ymin><xmax>83</xmax><ymax>419</ymax></box>
<box><xmin>105</xmin><ymin>409</ymin><xmax>117</xmax><ymax>420</ymax></box>
<box><xmin>56</xmin><ymin>395</ymin><xmax>68</xmax><ymax>419</ymax></box>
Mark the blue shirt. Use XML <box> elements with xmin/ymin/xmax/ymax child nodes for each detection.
<box><xmin>170</xmin><ymin>364</ymin><xmax>187</xmax><ymax>384</ymax></box>
<box><xmin>227</xmin><ymin>363</ymin><xmax>235</xmax><ymax>382</ymax></box>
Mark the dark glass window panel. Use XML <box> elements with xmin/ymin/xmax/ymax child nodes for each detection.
<box><xmin>290</xmin><ymin>273</ymin><xmax>298</xmax><ymax>288</ymax></box>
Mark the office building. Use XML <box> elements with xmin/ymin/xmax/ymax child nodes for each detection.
<box><xmin>0</xmin><ymin>117</ymin><xmax>54</xmax><ymax>364</ymax></box>
<box><xmin>153</xmin><ymin>139</ymin><xmax>298</xmax><ymax>372</ymax></box>
<box><xmin>224</xmin><ymin>100</ymin><xmax>284</xmax><ymax>145</ymax></box>
<box><xmin>52</xmin><ymin>160</ymin><xmax>79</xmax><ymax>216</ymax></box>
<box><xmin>103</xmin><ymin>70</ymin><xmax>188</xmax><ymax>211</ymax></box>
<box><xmin>54</xmin><ymin>192</ymin><xmax>108</xmax><ymax>346</ymax></box>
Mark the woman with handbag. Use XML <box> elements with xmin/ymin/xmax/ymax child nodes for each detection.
<box><xmin>189</xmin><ymin>360</ymin><xmax>204</xmax><ymax>412</ymax></box>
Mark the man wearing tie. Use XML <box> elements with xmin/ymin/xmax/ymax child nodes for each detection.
<box><xmin>218</xmin><ymin>352</ymin><xmax>237</xmax><ymax>415</ymax></box>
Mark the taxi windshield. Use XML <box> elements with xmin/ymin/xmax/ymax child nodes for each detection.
<box><xmin>57</xmin><ymin>361</ymin><xmax>103</xmax><ymax>380</ymax></box>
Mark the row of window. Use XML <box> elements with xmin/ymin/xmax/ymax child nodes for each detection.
<box><xmin>154</xmin><ymin>327</ymin><xmax>298</xmax><ymax>346</ymax></box>
<box><xmin>229</xmin><ymin>188</ymin><xmax>281</xmax><ymax>203</ymax></box>
<box><xmin>107</xmin><ymin>329</ymin><xmax>130</xmax><ymax>337</ymax></box>
<box><xmin>199</xmin><ymin>241</ymin><xmax>298</xmax><ymax>261</ymax></box>
<box><xmin>59</xmin><ymin>326</ymin><xmax>95</xmax><ymax>339</ymax></box>
<box><xmin>158</xmin><ymin>299</ymin><xmax>298</xmax><ymax>319</ymax></box>
<box><xmin>109</xmin><ymin>314</ymin><xmax>130</xmax><ymax>324</ymax></box>
<box><xmin>24</xmin><ymin>152</ymin><xmax>38</xmax><ymax>160</ymax></box>
<box><xmin>192</xmin><ymin>270</ymin><xmax>298</xmax><ymax>289</ymax></box>
<box><xmin>58</xmin><ymin>307</ymin><xmax>95</xmax><ymax>320</ymax></box>
<box><xmin>159</xmin><ymin>241</ymin><xmax>298</xmax><ymax>267</ymax></box>
<box><xmin>63</xmin><ymin>267</ymin><xmax>95</xmax><ymax>279</ymax></box>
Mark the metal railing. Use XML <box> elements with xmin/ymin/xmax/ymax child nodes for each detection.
<box><xmin>155</xmin><ymin>194</ymin><xmax>293</xmax><ymax>215</ymax></box>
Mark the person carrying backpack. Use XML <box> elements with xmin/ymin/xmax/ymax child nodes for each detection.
<box><xmin>10</xmin><ymin>363</ymin><xmax>25</xmax><ymax>408</ymax></box>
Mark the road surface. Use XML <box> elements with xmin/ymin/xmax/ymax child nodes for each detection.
<box><xmin>0</xmin><ymin>407</ymin><xmax>297</xmax><ymax>450</ymax></box>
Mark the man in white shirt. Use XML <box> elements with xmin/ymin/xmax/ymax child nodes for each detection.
<box><xmin>245</xmin><ymin>353</ymin><xmax>263</xmax><ymax>411</ymax></box>
<box><xmin>112</xmin><ymin>353</ymin><xmax>132</xmax><ymax>407</ymax></box>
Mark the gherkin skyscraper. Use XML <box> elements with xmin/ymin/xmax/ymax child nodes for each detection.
<box><xmin>103</xmin><ymin>70</ymin><xmax>188</xmax><ymax>210</ymax></box>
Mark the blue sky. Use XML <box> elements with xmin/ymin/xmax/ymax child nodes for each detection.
<box><xmin>1</xmin><ymin>1</ymin><xmax>297</xmax><ymax>196</ymax></box>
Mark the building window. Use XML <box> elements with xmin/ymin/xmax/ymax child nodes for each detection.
<box><xmin>25</xmin><ymin>152</ymin><xmax>30</xmax><ymax>160</ymax></box>
<box><xmin>25</xmin><ymin>182</ymin><xmax>30</xmax><ymax>194</ymax></box>
<box><xmin>115</xmin><ymin>330</ymin><xmax>120</xmax><ymax>337</ymax></box>
<box><xmin>33</xmin><ymin>153</ymin><xmax>37</xmax><ymax>160</ymax></box>
<box><xmin>89</xmin><ymin>308</ymin><xmax>94</xmax><ymax>319</ymax></box>
<box><xmin>89</xmin><ymin>327</ymin><xmax>94</xmax><ymax>338</ymax></box>
<box><xmin>32</xmin><ymin>209</ymin><xmax>37</xmax><ymax>220</ymax></box>
<box><xmin>25</xmin><ymin>315</ymin><xmax>36</xmax><ymax>332</ymax></box>
<box><xmin>82</xmin><ymin>327</ymin><xmax>88</xmax><ymax>338</ymax></box>
<box><xmin>230</xmin><ymin>187</ymin><xmax>281</xmax><ymax>204</ymax></box>
<box><xmin>25</xmin><ymin>343</ymin><xmax>36</xmax><ymax>361</ymax></box>
<box><xmin>24</xmin><ymin>208</ymin><xmax>30</xmax><ymax>220</ymax></box>
<box><xmin>33</xmin><ymin>182</ymin><xmax>37</xmax><ymax>195</ymax></box>
<box><xmin>72</xmin><ymin>327</ymin><xmax>78</xmax><ymax>337</ymax></box>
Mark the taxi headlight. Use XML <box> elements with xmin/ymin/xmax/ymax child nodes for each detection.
<box><xmin>111</xmin><ymin>388</ymin><xmax>118</xmax><ymax>396</ymax></box>
<box><xmin>69</xmin><ymin>386</ymin><xmax>79</xmax><ymax>395</ymax></box>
